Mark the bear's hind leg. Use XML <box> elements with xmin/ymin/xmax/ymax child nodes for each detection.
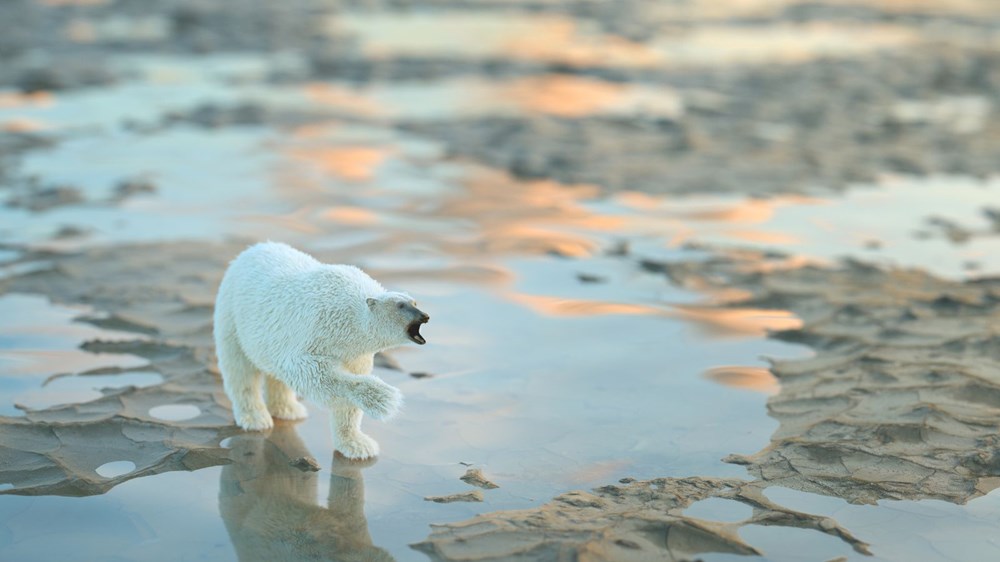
<box><xmin>329</xmin><ymin>397</ymin><xmax>379</xmax><ymax>459</ymax></box>
<box><xmin>265</xmin><ymin>375</ymin><xmax>309</xmax><ymax>421</ymax></box>
<box><xmin>218</xmin><ymin>336</ymin><xmax>273</xmax><ymax>431</ymax></box>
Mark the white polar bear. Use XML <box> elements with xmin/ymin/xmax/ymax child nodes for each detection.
<box><xmin>213</xmin><ymin>242</ymin><xmax>429</xmax><ymax>459</ymax></box>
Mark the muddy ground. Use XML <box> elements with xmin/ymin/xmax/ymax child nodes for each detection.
<box><xmin>2</xmin><ymin>0</ymin><xmax>1000</xmax><ymax>561</ymax></box>
<box><xmin>418</xmin><ymin>252</ymin><xmax>1000</xmax><ymax>560</ymax></box>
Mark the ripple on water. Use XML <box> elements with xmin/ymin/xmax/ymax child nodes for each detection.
<box><xmin>682</xmin><ymin>497</ymin><xmax>753</xmax><ymax>523</ymax></box>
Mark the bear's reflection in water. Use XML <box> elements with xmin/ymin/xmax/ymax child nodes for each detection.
<box><xmin>219</xmin><ymin>423</ymin><xmax>395</xmax><ymax>562</ymax></box>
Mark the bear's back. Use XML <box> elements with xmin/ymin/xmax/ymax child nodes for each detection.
<box><xmin>235</xmin><ymin>241</ymin><xmax>319</xmax><ymax>275</ymax></box>
<box><xmin>220</xmin><ymin>242</ymin><xmax>386</xmax><ymax>363</ymax></box>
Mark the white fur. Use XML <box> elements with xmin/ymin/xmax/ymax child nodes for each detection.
<box><xmin>214</xmin><ymin>242</ymin><xmax>418</xmax><ymax>459</ymax></box>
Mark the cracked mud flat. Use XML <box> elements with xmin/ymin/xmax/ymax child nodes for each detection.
<box><xmin>2</xmin><ymin>0</ymin><xmax>1000</xmax><ymax>561</ymax></box>
<box><xmin>0</xmin><ymin>244</ymin><xmax>240</xmax><ymax>496</ymax></box>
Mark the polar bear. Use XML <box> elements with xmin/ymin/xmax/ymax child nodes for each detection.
<box><xmin>213</xmin><ymin>241</ymin><xmax>429</xmax><ymax>459</ymax></box>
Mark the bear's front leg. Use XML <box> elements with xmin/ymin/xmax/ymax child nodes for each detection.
<box><xmin>329</xmin><ymin>396</ymin><xmax>380</xmax><ymax>460</ymax></box>
<box><xmin>285</xmin><ymin>355</ymin><xmax>402</xmax><ymax>420</ymax></box>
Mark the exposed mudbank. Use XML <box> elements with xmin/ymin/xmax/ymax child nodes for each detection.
<box><xmin>401</xmin><ymin>47</ymin><xmax>1000</xmax><ymax>196</ymax></box>
<box><xmin>676</xmin><ymin>252</ymin><xmax>1000</xmax><ymax>505</ymax></box>
<box><xmin>415</xmin><ymin>249</ymin><xmax>1000</xmax><ymax>558</ymax></box>
<box><xmin>460</xmin><ymin>468</ymin><xmax>499</xmax><ymax>490</ymax></box>
<box><xmin>416</xmin><ymin>476</ymin><xmax>869</xmax><ymax>561</ymax></box>
<box><xmin>424</xmin><ymin>491</ymin><xmax>484</xmax><ymax>504</ymax></box>
<box><xmin>0</xmin><ymin>243</ymin><xmax>240</xmax><ymax>496</ymax></box>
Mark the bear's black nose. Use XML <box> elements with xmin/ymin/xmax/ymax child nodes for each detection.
<box><xmin>421</xmin><ymin>313</ymin><xmax>430</xmax><ymax>322</ymax></box>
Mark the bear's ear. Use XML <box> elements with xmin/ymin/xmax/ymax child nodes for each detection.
<box><xmin>366</xmin><ymin>297</ymin><xmax>377</xmax><ymax>308</ymax></box>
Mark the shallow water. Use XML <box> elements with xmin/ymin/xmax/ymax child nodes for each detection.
<box><xmin>2</xmin><ymin>11</ymin><xmax>1000</xmax><ymax>562</ymax></box>
<box><xmin>0</xmin><ymin>294</ymin><xmax>150</xmax><ymax>416</ymax></box>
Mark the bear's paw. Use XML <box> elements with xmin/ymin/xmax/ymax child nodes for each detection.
<box><xmin>335</xmin><ymin>432</ymin><xmax>380</xmax><ymax>459</ymax></box>
<box><xmin>235</xmin><ymin>408</ymin><xmax>275</xmax><ymax>432</ymax></box>
<box><xmin>353</xmin><ymin>378</ymin><xmax>403</xmax><ymax>420</ymax></box>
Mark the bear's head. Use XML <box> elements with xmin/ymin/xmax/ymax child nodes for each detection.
<box><xmin>366</xmin><ymin>292</ymin><xmax>430</xmax><ymax>346</ymax></box>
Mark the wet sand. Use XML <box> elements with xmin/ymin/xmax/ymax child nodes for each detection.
<box><xmin>2</xmin><ymin>0</ymin><xmax>1000</xmax><ymax>561</ymax></box>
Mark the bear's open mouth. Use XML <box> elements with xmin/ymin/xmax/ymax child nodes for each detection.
<box><xmin>407</xmin><ymin>319</ymin><xmax>427</xmax><ymax>345</ymax></box>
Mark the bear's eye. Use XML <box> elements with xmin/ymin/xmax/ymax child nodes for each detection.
<box><xmin>397</xmin><ymin>303</ymin><xmax>405</xmax><ymax>309</ymax></box>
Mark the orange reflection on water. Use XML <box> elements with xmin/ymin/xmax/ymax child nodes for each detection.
<box><xmin>700</xmin><ymin>287</ymin><xmax>756</xmax><ymax>305</ymax></box>
<box><xmin>274</xmin><ymin>119</ymin><xmax>638</xmax><ymax>261</ymax></box>
<box><xmin>672</xmin><ymin>199</ymin><xmax>778</xmax><ymax>224</ymax></box>
<box><xmin>504</xmin><ymin>19</ymin><xmax>662</xmax><ymax>68</ymax></box>
<box><xmin>288</xmin><ymin>146</ymin><xmax>389</xmax><ymax>182</ymax></box>
<box><xmin>648</xmin><ymin>195</ymin><xmax>822</xmax><ymax>224</ymax></box>
<box><xmin>2</xmin><ymin>118</ymin><xmax>48</xmax><ymax>133</ymax></box>
<box><xmin>323</xmin><ymin>206</ymin><xmax>380</xmax><ymax>226</ymax></box>
<box><xmin>0</xmin><ymin>91</ymin><xmax>53</xmax><ymax>108</ymax></box>
<box><xmin>672</xmin><ymin>305</ymin><xmax>801</xmax><ymax>338</ymax></box>
<box><xmin>703</xmin><ymin>366</ymin><xmax>779</xmax><ymax>395</ymax></box>
<box><xmin>476</xmin><ymin>225</ymin><xmax>596</xmax><ymax>258</ymax></box>
<box><xmin>434</xmin><ymin>173</ymin><xmax>621</xmax><ymax>258</ymax></box>
<box><xmin>503</xmin><ymin>75</ymin><xmax>624</xmax><ymax>117</ymax></box>
<box><xmin>508</xmin><ymin>293</ymin><xmax>665</xmax><ymax>318</ymax></box>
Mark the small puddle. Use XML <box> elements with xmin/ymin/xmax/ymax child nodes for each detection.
<box><xmin>148</xmin><ymin>404</ymin><xmax>201</xmax><ymax>422</ymax></box>
<box><xmin>14</xmin><ymin>371</ymin><xmax>161</xmax><ymax>412</ymax></box>
<box><xmin>95</xmin><ymin>461</ymin><xmax>136</xmax><ymax>479</ymax></box>
<box><xmin>683</xmin><ymin>497</ymin><xmax>753</xmax><ymax>523</ymax></box>
<box><xmin>0</xmin><ymin>294</ymin><xmax>149</xmax><ymax>415</ymax></box>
